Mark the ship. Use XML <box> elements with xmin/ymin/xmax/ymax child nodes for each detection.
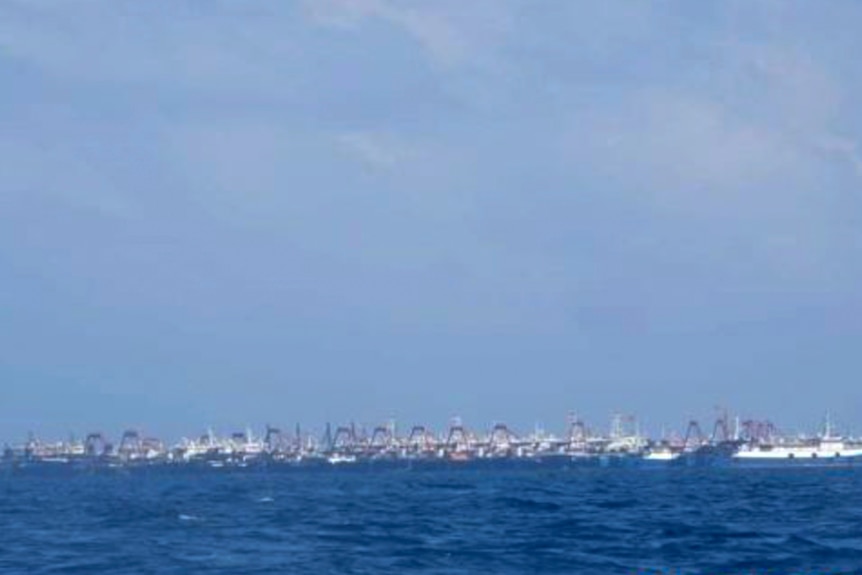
<box><xmin>4</xmin><ymin>410</ymin><xmax>862</xmax><ymax>472</ymax></box>
<box><xmin>732</xmin><ymin>415</ymin><xmax>862</xmax><ymax>466</ymax></box>
<box><xmin>642</xmin><ymin>443</ymin><xmax>682</xmax><ymax>464</ymax></box>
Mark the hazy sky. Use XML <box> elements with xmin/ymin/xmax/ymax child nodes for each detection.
<box><xmin>1</xmin><ymin>1</ymin><xmax>861</xmax><ymax>442</ymax></box>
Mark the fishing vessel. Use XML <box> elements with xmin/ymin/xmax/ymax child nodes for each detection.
<box><xmin>5</xmin><ymin>410</ymin><xmax>862</xmax><ymax>472</ymax></box>
<box><xmin>732</xmin><ymin>415</ymin><xmax>862</xmax><ymax>465</ymax></box>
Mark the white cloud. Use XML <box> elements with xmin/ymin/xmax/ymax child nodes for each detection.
<box><xmin>553</xmin><ymin>26</ymin><xmax>862</xmax><ymax>288</ymax></box>
<box><xmin>300</xmin><ymin>0</ymin><xmax>385</xmax><ymax>29</ymax></box>
<box><xmin>302</xmin><ymin>0</ymin><xmax>513</xmax><ymax>69</ymax></box>
<box><xmin>567</xmin><ymin>89</ymin><xmax>805</xmax><ymax>214</ymax></box>
<box><xmin>336</xmin><ymin>131</ymin><xmax>404</xmax><ymax>169</ymax></box>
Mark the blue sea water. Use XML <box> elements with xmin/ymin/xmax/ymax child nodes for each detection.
<box><xmin>1</xmin><ymin>467</ymin><xmax>861</xmax><ymax>574</ymax></box>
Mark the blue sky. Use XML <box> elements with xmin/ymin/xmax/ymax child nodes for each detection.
<box><xmin>1</xmin><ymin>1</ymin><xmax>861</xmax><ymax>442</ymax></box>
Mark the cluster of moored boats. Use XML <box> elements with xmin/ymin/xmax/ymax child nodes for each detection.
<box><xmin>3</xmin><ymin>413</ymin><xmax>861</xmax><ymax>471</ymax></box>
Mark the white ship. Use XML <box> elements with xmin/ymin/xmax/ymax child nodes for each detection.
<box><xmin>327</xmin><ymin>453</ymin><xmax>357</xmax><ymax>465</ymax></box>
<box><xmin>642</xmin><ymin>445</ymin><xmax>681</xmax><ymax>462</ymax></box>
<box><xmin>732</xmin><ymin>415</ymin><xmax>862</xmax><ymax>464</ymax></box>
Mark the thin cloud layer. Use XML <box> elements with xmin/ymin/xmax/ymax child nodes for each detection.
<box><xmin>1</xmin><ymin>1</ymin><xmax>861</xmax><ymax>439</ymax></box>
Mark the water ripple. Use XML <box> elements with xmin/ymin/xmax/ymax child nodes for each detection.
<box><xmin>1</xmin><ymin>468</ymin><xmax>861</xmax><ymax>574</ymax></box>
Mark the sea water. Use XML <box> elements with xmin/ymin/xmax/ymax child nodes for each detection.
<box><xmin>1</xmin><ymin>467</ymin><xmax>860</xmax><ymax>574</ymax></box>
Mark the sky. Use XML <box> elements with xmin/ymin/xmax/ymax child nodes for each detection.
<box><xmin>1</xmin><ymin>0</ymin><xmax>861</xmax><ymax>443</ymax></box>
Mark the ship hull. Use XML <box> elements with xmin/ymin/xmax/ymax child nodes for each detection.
<box><xmin>730</xmin><ymin>452</ymin><xmax>862</xmax><ymax>468</ymax></box>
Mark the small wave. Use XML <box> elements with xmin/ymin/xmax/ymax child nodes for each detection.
<box><xmin>178</xmin><ymin>514</ymin><xmax>202</xmax><ymax>522</ymax></box>
<box><xmin>257</xmin><ymin>496</ymin><xmax>274</xmax><ymax>503</ymax></box>
<box><xmin>496</xmin><ymin>496</ymin><xmax>561</xmax><ymax>512</ymax></box>
<box><xmin>413</xmin><ymin>481</ymin><xmax>476</xmax><ymax>491</ymax></box>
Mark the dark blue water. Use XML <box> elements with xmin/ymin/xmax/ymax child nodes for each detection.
<box><xmin>1</xmin><ymin>467</ymin><xmax>861</xmax><ymax>574</ymax></box>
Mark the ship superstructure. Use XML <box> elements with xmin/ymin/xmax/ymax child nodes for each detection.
<box><xmin>732</xmin><ymin>414</ymin><xmax>862</xmax><ymax>465</ymax></box>
<box><xmin>3</xmin><ymin>411</ymin><xmax>860</xmax><ymax>471</ymax></box>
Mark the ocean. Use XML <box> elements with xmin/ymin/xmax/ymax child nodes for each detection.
<box><xmin>1</xmin><ymin>466</ymin><xmax>860</xmax><ymax>574</ymax></box>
